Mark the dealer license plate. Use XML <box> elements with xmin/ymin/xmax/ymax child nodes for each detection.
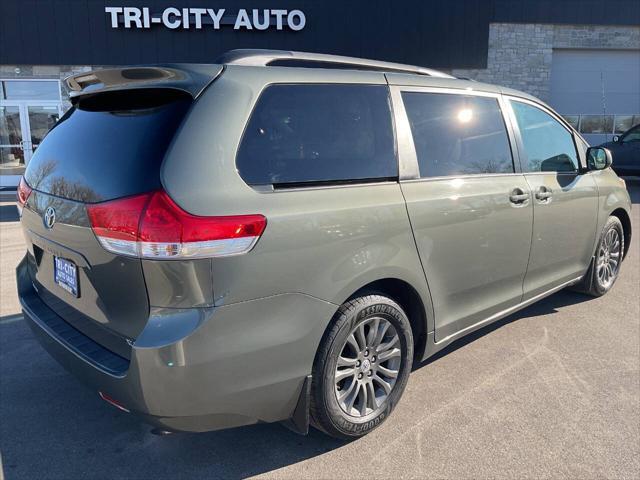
<box><xmin>54</xmin><ymin>256</ymin><xmax>78</xmax><ymax>297</ymax></box>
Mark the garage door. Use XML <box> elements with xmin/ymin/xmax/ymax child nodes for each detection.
<box><xmin>550</xmin><ymin>49</ymin><xmax>640</xmax><ymax>145</ymax></box>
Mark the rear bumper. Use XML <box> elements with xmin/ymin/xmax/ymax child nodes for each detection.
<box><xmin>17</xmin><ymin>256</ymin><xmax>336</xmax><ymax>432</ymax></box>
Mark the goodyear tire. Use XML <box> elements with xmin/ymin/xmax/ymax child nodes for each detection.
<box><xmin>310</xmin><ymin>294</ymin><xmax>413</xmax><ymax>440</ymax></box>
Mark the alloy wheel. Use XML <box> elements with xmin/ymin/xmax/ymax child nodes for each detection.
<box><xmin>596</xmin><ymin>227</ymin><xmax>621</xmax><ymax>289</ymax></box>
<box><xmin>334</xmin><ymin>316</ymin><xmax>402</xmax><ymax>417</ymax></box>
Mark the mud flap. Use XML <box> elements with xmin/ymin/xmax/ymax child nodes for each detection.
<box><xmin>281</xmin><ymin>375</ymin><xmax>311</xmax><ymax>435</ymax></box>
<box><xmin>569</xmin><ymin>255</ymin><xmax>596</xmax><ymax>293</ymax></box>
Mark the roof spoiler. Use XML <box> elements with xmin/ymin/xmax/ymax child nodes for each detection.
<box><xmin>65</xmin><ymin>64</ymin><xmax>223</xmax><ymax>101</ymax></box>
<box><xmin>214</xmin><ymin>49</ymin><xmax>455</xmax><ymax>78</ymax></box>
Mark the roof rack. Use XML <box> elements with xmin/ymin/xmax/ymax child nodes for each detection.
<box><xmin>214</xmin><ymin>49</ymin><xmax>455</xmax><ymax>78</ymax></box>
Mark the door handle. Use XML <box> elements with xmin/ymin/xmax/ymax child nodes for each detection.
<box><xmin>509</xmin><ymin>188</ymin><xmax>529</xmax><ymax>205</ymax></box>
<box><xmin>535</xmin><ymin>186</ymin><xmax>553</xmax><ymax>201</ymax></box>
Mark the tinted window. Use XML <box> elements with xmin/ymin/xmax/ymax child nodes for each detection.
<box><xmin>401</xmin><ymin>92</ymin><xmax>514</xmax><ymax>177</ymax></box>
<box><xmin>622</xmin><ymin>125</ymin><xmax>640</xmax><ymax>142</ymax></box>
<box><xmin>614</xmin><ymin>115</ymin><xmax>635</xmax><ymax>134</ymax></box>
<box><xmin>236</xmin><ymin>84</ymin><xmax>396</xmax><ymax>186</ymax></box>
<box><xmin>25</xmin><ymin>89</ymin><xmax>191</xmax><ymax>203</ymax></box>
<box><xmin>511</xmin><ymin>101</ymin><xmax>578</xmax><ymax>172</ymax></box>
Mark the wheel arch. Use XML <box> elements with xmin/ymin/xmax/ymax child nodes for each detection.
<box><xmin>342</xmin><ymin>278</ymin><xmax>430</xmax><ymax>362</ymax></box>
<box><xmin>610</xmin><ymin>207</ymin><xmax>632</xmax><ymax>259</ymax></box>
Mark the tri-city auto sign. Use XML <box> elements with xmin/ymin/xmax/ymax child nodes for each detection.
<box><xmin>105</xmin><ymin>6</ymin><xmax>306</xmax><ymax>31</ymax></box>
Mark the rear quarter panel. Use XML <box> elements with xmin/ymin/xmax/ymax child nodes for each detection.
<box><xmin>161</xmin><ymin>66</ymin><xmax>434</xmax><ymax>329</ymax></box>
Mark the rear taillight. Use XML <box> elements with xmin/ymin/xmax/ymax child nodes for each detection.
<box><xmin>86</xmin><ymin>190</ymin><xmax>266</xmax><ymax>259</ymax></box>
<box><xmin>16</xmin><ymin>177</ymin><xmax>32</xmax><ymax>216</ymax></box>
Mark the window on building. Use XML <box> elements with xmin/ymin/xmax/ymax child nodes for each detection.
<box><xmin>2</xmin><ymin>81</ymin><xmax>60</xmax><ymax>101</ymax></box>
<box><xmin>401</xmin><ymin>92</ymin><xmax>514</xmax><ymax>177</ymax></box>
<box><xmin>558</xmin><ymin>114</ymin><xmax>640</xmax><ymax>136</ymax></box>
<box><xmin>579</xmin><ymin>115</ymin><xmax>615</xmax><ymax>135</ymax></box>
<box><xmin>510</xmin><ymin>100</ymin><xmax>578</xmax><ymax>173</ymax></box>
<box><xmin>562</xmin><ymin>115</ymin><xmax>580</xmax><ymax>130</ymax></box>
<box><xmin>237</xmin><ymin>84</ymin><xmax>397</xmax><ymax>186</ymax></box>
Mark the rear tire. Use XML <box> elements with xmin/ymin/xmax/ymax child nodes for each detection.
<box><xmin>581</xmin><ymin>216</ymin><xmax>624</xmax><ymax>297</ymax></box>
<box><xmin>310</xmin><ymin>294</ymin><xmax>413</xmax><ymax>440</ymax></box>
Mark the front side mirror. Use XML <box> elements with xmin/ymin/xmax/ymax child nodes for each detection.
<box><xmin>587</xmin><ymin>147</ymin><xmax>613</xmax><ymax>171</ymax></box>
<box><xmin>612</xmin><ymin>135</ymin><xmax>620</xmax><ymax>142</ymax></box>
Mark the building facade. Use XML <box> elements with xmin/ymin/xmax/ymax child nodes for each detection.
<box><xmin>1</xmin><ymin>0</ymin><xmax>639</xmax><ymax>186</ymax></box>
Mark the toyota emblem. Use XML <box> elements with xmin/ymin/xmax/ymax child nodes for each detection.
<box><xmin>43</xmin><ymin>206</ymin><xmax>56</xmax><ymax>229</ymax></box>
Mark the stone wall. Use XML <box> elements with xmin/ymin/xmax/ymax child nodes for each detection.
<box><xmin>452</xmin><ymin>23</ymin><xmax>640</xmax><ymax>102</ymax></box>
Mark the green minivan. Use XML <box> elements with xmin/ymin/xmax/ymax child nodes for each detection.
<box><xmin>17</xmin><ymin>50</ymin><xmax>632</xmax><ymax>439</ymax></box>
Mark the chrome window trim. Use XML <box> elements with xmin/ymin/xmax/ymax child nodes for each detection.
<box><xmin>400</xmin><ymin>172</ymin><xmax>523</xmax><ymax>184</ymax></box>
<box><xmin>252</xmin><ymin>179</ymin><xmax>400</xmax><ymax>194</ymax></box>
<box><xmin>504</xmin><ymin>96</ymin><xmax>582</xmax><ymax>173</ymax></box>
<box><xmin>390</xmin><ymin>85</ymin><xmax>502</xmax><ymax>98</ymax></box>
<box><xmin>504</xmin><ymin>95</ymin><xmax>576</xmax><ymax>136</ymax></box>
<box><xmin>506</xmin><ymin>95</ymin><xmax>589</xmax><ymax>148</ymax></box>
<box><xmin>390</xmin><ymin>85</ymin><xmax>519</xmax><ymax>181</ymax></box>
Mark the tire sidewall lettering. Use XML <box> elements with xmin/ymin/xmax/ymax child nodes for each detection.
<box><xmin>324</xmin><ymin>297</ymin><xmax>412</xmax><ymax>437</ymax></box>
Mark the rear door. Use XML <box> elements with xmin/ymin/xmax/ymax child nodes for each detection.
<box><xmin>20</xmin><ymin>89</ymin><xmax>192</xmax><ymax>354</ymax></box>
<box><xmin>505</xmin><ymin>98</ymin><xmax>599</xmax><ymax>299</ymax></box>
<box><xmin>392</xmin><ymin>87</ymin><xmax>533</xmax><ymax>341</ymax></box>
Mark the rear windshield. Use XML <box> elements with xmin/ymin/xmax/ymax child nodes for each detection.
<box><xmin>236</xmin><ymin>84</ymin><xmax>397</xmax><ymax>187</ymax></box>
<box><xmin>25</xmin><ymin>89</ymin><xmax>191</xmax><ymax>203</ymax></box>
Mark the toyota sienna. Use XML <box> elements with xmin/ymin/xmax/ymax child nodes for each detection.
<box><xmin>17</xmin><ymin>49</ymin><xmax>632</xmax><ymax>439</ymax></box>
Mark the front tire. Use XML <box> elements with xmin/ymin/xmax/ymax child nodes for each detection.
<box><xmin>310</xmin><ymin>294</ymin><xmax>413</xmax><ymax>440</ymax></box>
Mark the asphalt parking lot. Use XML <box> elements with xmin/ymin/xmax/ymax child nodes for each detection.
<box><xmin>1</xmin><ymin>183</ymin><xmax>638</xmax><ymax>480</ymax></box>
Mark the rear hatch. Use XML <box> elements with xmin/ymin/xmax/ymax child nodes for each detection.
<box><xmin>19</xmin><ymin>66</ymin><xmax>220</xmax><ymax>357</ymax></box>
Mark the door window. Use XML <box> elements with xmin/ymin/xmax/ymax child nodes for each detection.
<box><xmin>401</xmin><ymin>92</ymin><xmax>514</xmax><ymax>177</ymax></box>
<box><xmin>510</xmin><ymin>101</ymin><xmax>578</xmax><ymax>173</ymax></box>
<box><xmin>621</xmin><ymin>125</ymin><xmax>640</xmax><ymax>143</ymax></box>
<box><xmin>614</xmin><ymin>116</ymin><xmax>639</xmax><ymax>135</ymax></box>
<box><xmin>236</xmin><ymin>84</ymin><xmax>396</xmax><ymax>186</ymax></box>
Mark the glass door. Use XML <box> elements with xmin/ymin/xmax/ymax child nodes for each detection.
<box><xmin>0</xmin><ymin>104</ymin><xmax>61</xmax><ymax>175</ymax></box>
<box><xmin>26</xmin><ymin>105</ymin><xmax>61</xmax><ymax>156</ymax></box>
<box><xmin>0</xmin><ymin>105</ymin><xmax>27</xmax><ymax>175</ymax></box>
<box><xmin>1</xmin><ymin>79</ymin><xmax>63</xmax><ymax>185</ymax></box>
